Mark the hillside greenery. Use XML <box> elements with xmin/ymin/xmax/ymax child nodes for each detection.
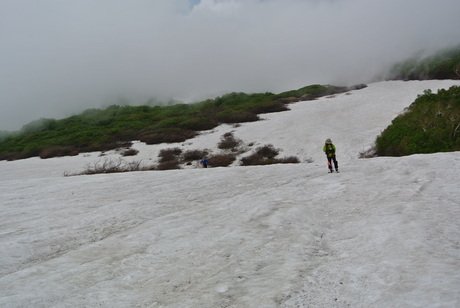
<box><xmin>375</xmin><ymin>85</ymin><xmax>460</xmax><ymax>156</ymax></box>
<box><xmin>3</xmin><ymin>45</ymin><xmax>459</xmax><ymax>162</ymax></box>
<box><xmin>386</xmin><ymin>45</ymin><xmax>460</xmax><ymax>80</ymax></box>
<box><xmin>0</xmin><ymin>84</ymin><xmax>361</xmax><ymax>161</ymax></box>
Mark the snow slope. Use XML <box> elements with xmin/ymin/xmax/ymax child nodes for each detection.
<box><xmin>1</xmin><ymin>80</ymin><xmax>459</xmax><ymax>307</ymax></box>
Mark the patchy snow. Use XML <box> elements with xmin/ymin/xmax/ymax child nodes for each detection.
<box><xmin>1</xmin><ymin>80</ymin><xmax>459</xmax><ymax>307</ymax></box>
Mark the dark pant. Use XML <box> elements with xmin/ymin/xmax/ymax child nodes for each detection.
<box><xmin>327</xmin><ymin>155</ymin><xmax>338</xmax><ymax>171</ymax></box>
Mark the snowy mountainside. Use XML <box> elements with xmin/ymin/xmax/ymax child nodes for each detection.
<box><xmin>0</xmin><ymin>80</ymin><xmax>459</xmax><ymax>307</ymax></box>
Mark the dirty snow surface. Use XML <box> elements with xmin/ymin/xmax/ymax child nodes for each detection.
<box><xmin>1</xmin><ymin>80</ymin><xmax>460</xmax><ymax>307</ymax></box>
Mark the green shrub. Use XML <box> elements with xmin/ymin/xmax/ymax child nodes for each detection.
<box><xmin>0</xmin><ymin>130</ymin><xmax>12</xmax><ymax>141</ymax></box>
<box><xmin>79</xmin><ymin>141</ymin><xmax>131</xmax><ymax>154</ymax></box>
<box><xmin>155</xmin><ymin>117</ymin><xmax>185</xmax><ymax>129</ymax></box>
<box><xmin>276</xmin><ymin>84</ymin><xmax>349</xmax><ymax>100</ymax></box>
<box><xmin>216</xmin><ymin>110</ymin><xmax>259</xmax><ymax>123</ymax></box>
<box><xmin>21</xmin><ymin>118</ymin><xmax>58</xmax><ymax>133</ymax></box>
<box><xmin>179</xmin><ymin>117</ymin><xmax>217</xmax><ymax>131</ymax></box>
<box><xmin>387</xmin><ymin>45</ymin><xmax>460</xmax><ymax>80</ymax></box>
<box><xmin>376</xmin><ymin>86</ymin><xmax>460</xmax><ymax>156</ymax></box>
<box><xmin>140</xmin><ymin>129</ymin><xmax>197</xmax><ymax>145</ymax></box>
<box><xmin>23</xmin><ymin>143</ymin><xmax>43</xmax><ymax>158</ymax></box>
<box><xmin>247</xmin><ymin>101</ymin><xmax>289</xmax><ymax>114</ymax></box>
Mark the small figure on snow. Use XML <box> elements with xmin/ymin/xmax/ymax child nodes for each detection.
<box><xmin>323</xmin><ymin>138</ymin><xmax>338</xmax><ymax>173</ymax></box>
<box><xmin>200</xmin><ymin>157</ymin><xmax>209</xmax><ymax>168</ymax></box>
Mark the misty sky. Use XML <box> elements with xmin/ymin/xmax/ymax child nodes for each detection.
<box><xmin>1</xmin><ymin>0</ymin><xmax>460</xmax><ymax>131</ymax></box>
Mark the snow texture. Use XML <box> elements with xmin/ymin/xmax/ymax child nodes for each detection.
<box><xmin>1</xmin><ymin>80</ymin><xmax>460</xmax><ymax>307</ymax></box>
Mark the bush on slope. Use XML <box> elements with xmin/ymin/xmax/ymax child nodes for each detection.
<box><xmin>376</xmin><ymin>85</ymin><xmax>460</xmax><ymax>156</ymax></box>
<box><xmin>386</xmin><ymin>45</ymin><xmax>460</xmax><ymax>81</ymax></box>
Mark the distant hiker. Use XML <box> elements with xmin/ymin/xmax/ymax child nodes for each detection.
<box><xmin>323</xmin><ymin>138</ymin><xmax>339</xmax><ymax>173</ymax></box>
<box><xmin>200</xmin><ymin>157</ymin><xmax>208</xmax><ymax>168</ymax></box>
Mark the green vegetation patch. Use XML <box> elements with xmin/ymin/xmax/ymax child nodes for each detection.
<box><xmin>376</xmin><ymin>85</ymin><xmax>460</xmax><ymax>156</ymax></box>
<box><xmin>0</xmin><ymin>84</ymin><xmax>360</xmax><ymax>160</ymax></box>
<box><xmin>387</xmin><ymin>45</ymin><xmax>460</xmax><ymax>80</ymax></box>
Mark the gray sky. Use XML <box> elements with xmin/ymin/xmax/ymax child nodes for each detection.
<box><xmin>1</xmin><ymin>0</ymin><xmax>460</xmax><ymax>131</ymax></box>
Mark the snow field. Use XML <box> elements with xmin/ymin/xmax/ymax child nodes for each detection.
<box><xmin>1</xmin><ymin>80</ymin><xmax>459</xmax><ymax>307</ymax></box>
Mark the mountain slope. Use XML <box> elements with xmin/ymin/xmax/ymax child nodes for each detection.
<box><xmin>0</xmin><ymin>80</ymin><xmax>459</xmax><ymax>307</ymax></box>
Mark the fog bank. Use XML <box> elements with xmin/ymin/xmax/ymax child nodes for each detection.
<box><xmin>1</xmin><ymin>0</ymin><xmax>460</xmax><ymax>130</ymax></box>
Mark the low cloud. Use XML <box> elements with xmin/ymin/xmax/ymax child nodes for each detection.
<box><xmin>1</xmin><ymin>0</ymin><xmax>460</xmax><ymax>130</ymax></box>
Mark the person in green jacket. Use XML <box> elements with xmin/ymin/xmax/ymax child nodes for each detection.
<box><xmin>323</xmin><ymin>138</ymin><xmax>338</xmax><ymax>173</ymax></box>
